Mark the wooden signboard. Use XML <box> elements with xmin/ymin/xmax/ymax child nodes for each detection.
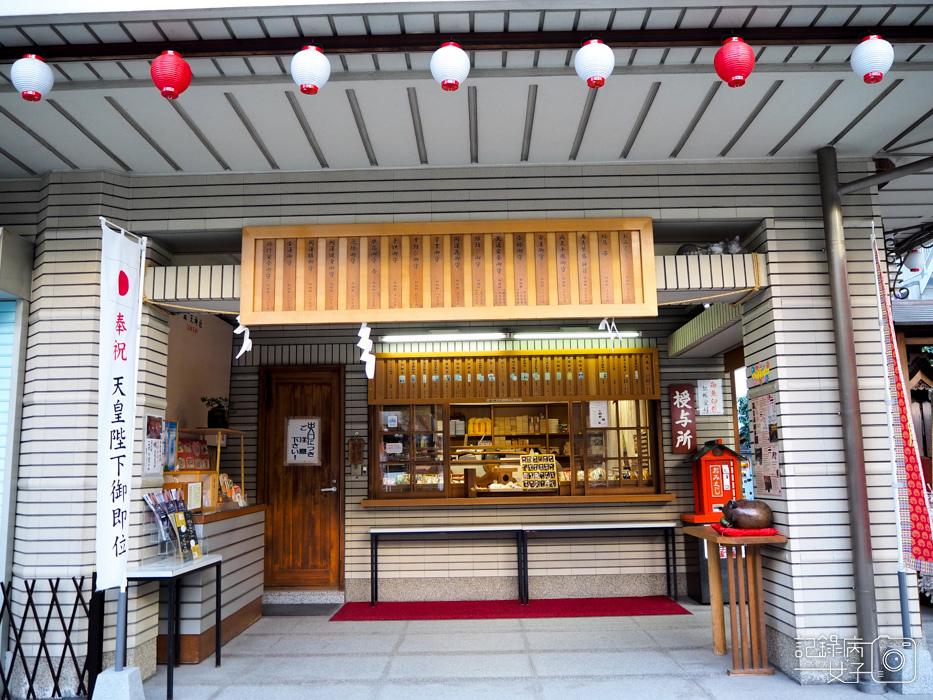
<box><xmin>669</xmin><ymin>384</ymin><xmax>697</xmax><ymax>454</ymax></box>
<box><xmin>370</xmin><ymin>349</ymin><xmax>660</xmax><ymax>404</ymax></box>
<box><xmin>240</xmin><ymin>219</ymin><xmax>656</xmax><ymax>324</ymax></box>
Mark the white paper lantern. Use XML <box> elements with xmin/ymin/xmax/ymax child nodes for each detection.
<box><xmin>904</xmin><ymin>249</ymin><xmax>924</xmax><ymax>272</ymax></box>
<box><xmin>430</xmin><ymin>42</ymin><xmax>470</xmax><ymax>91</ymax></box>
<box><xmin>291</xmin><ymin>45</ymin><xmax>331</xmax><ymax>95</ymax></box>
<box><xmin>11</xmin><ymin>54</ymin><xmax>54</xmax><ymax>102</ymax></box>
<box><xmin>574</xmin><ymin>39</ymin><xmax>615</xmax><ymax>88</ymax></box>
<box><xmin>851</xmin><ymin>34</ymin><xmax>894</xmax><ymax>84</ymax></box>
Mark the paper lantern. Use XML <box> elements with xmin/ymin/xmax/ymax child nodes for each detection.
<box><xmin>714</xmin><ymin>36</ymin><xmax>755</xmax><ymax>87</ymax></box>
<box><xmin>574</xmin><ymin>39</ymin><xmax>615</xmax><ymax>89</ymax></box>
<box><xmin>851</xmin><ymin>35</ymin><xmax>894</xmax><ymax>84</ymax></box>
<box><xmin>430</xmin><ymin>42</ymin><xmax>470</xmax><ymax>91</ymax></box>
<box><xmin>150</xmin><ymin>50</ymin><xmax>192</xmax><ymax>100</ymax></box>
<box><xmin>291</xmin><ymin>45</ymin><xmax>331</xmax><ymax>95</ymax></box>
<box><xmin>10</xmin><ymin>54</ymin><xmax>54</xmax><ymax>102</ymax></box>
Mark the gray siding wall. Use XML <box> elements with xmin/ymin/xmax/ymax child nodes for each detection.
<box><xmin>0</xmin><ymin>158</ymin><xmax>909</xmax><ymax>681</ymax></box>
<box><xmin>228</xmin><ymin>318</ymin><xmax>731</xmax><ymax>603</ymax></box>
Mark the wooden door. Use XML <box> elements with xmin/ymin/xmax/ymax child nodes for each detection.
<box><xmin>259</xmin><ymin>366</ymin><xmax>344</xmax><ymax>588</ymax></box>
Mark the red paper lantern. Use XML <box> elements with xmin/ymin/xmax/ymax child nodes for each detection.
<box><xmin>151</xmin><ymin>50</ymin><xmax>192</xmax><ymax>100</ymax></box>
<box><xmin>714</xmin><ymin>36</ymin><xmax>755</xmax><ymax>88</ymax></box>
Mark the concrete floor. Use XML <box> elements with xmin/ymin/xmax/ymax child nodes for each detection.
<box><xmin>140</xmin><ymin>598</ymin><xmax>929</xmax><ymax>699</ymax></box>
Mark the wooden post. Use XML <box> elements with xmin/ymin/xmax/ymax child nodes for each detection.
<box><xmin>464</xmin><ymin>468</ymin><xmax>476</xmax><ymax>498</ymax></box>
<box><xmin>706</xmin><ymin>540</ymin><xmax>727</xmax><ymax>655</ymax></box>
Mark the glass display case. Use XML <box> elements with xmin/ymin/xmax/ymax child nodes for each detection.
<box><xmin>375</xmin><ymin>405</ymin><xmax>445</xmax><ymax>496</ymax></box>
<box><xmin>449</xmin><ymin>403</ymin><xmax>571</xmax><ymax>496</ymax></box>
<box><xmin>369</xmin><ymin>399</ymin><xmax>662</xmax><ymax>501</ymax></box>
<box><xmin>571</xmin><ymin>400</ymin><xmax>656</xmax><ymax>494</ymax></box>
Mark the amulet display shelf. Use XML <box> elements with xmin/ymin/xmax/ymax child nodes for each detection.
<box><xmin>163</xmin><ymin>427</ymin><xmax>246</xmax><ymax>511</ymax></box>
<box><xmin>363</xmin><ymin>349</ymin><xmax>672</xmax><ymax>507</ymax></box>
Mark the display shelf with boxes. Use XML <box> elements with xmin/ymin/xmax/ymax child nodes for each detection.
<box><xmin>367</xmin><ymin>398</ymin><xmax>666</xmax><ymax>504</ymax></box>
<box><xmin>365</xmin><ymin>349</ymin><xmax>668</xmax><ymax>506</ymax></box>
<box><xmin>375</xmin><ymin>405</ymin><xmax>446</xmax><ymax>497</ymax></box>
<box><xmin>448</xmin><ymin>403</ymin><xmax>571</xmax><ymax>496</ymax></box>
<box><xmin>162</xmin><ymin>427</ymin><xmax>248</xmax><ymax>512</ymax></box>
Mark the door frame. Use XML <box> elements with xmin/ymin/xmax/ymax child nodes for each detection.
<box><xmin>257</xmin><ymin>364</ymin><xmax>345</xmax><ymax>589</ymax></box>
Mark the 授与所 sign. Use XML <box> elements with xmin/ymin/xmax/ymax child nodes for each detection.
<box><xmin>669</xmin><ymin>384</ymin><xmax>697</xmax><ymax>454</ymax></box>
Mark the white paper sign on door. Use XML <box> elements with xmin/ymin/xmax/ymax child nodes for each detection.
<box><xmin>285</xmin><ymin>416</ymin><xmax>321</xmax><ymax>465</ymax></box>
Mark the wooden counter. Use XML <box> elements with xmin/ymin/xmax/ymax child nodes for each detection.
<box><xmin>194</xmin><ymin>503</ymin><xmax>266</xmax><ymax>524</ymax></box>
<box><xmin>156</xmin><ymin>505</ymin><xmax>265</xmax><ymax>664</ymax></box>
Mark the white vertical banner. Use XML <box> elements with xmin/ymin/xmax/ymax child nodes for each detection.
<box><xmin>96</xmin><ymin>219</ymin><xmax>147</xmax><ymax>592</ymax></box>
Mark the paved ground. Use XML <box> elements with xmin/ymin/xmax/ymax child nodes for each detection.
<box><xmin>141</xmin><ymin>598</ymin><xmax>933</xmax><ymax>699</ymax></box>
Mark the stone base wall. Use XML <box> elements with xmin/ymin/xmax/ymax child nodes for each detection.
<box><xmin>346</xmin><ymin>572</ymin><xmax>687</xmax><ymax>603</ymax></box>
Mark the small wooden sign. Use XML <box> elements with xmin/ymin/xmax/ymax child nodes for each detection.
<box><xmin>669</xmin><ymin>384</ymin><xmax>697</xmax><ymax>454</ymax></box>
<box><xmin>348</xmin><ymin>437</ymin><xmax>366</xmax><ymax>465</ymax></box>
<box><xmin>283</xmin><ymin>238</ymin><xmax>297</xmax><ymax>311</ymax></box>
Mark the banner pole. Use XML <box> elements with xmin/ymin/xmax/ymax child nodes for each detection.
<box><xmin>115</xmin><ymin>586</ymin><xmax>127</xmax><ymax>673</ymax></box>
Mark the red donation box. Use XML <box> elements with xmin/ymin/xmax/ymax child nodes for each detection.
<box><xmin>682</xmin><ymin>438</ymin><xmax>740</xmax><ymax>524</ymax></box>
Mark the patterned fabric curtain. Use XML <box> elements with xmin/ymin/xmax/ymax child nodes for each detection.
<box><xmin>872</xmin><ymin>233</ymin><xmax>933</xmax><ymax>577</ymax></box>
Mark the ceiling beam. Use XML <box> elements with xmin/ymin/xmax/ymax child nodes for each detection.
<box><xmin>2</xmin><ymin>25</ymin><xmax>931</xmax><ymax>63</ymax></box>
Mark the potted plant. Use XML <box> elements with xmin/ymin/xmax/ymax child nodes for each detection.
<box><xmin>201</xmin><ymin>396</ymin><xmax>234</xmax><ymax>429</ymax></box>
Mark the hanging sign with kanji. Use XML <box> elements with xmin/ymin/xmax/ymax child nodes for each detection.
<box><xmin>669</xmin><ymin>384</ymin><xmax>697</xmax><ymax>454</ymax></box>
<box><xmin>240</xmin><ymin>218</ymin><xmax>657</xmax><ymax>324</ymax></box>
<box><xmin>95</xmin><ymin>220</ymin><xmax>146</xmax><ymax>591</ymax></box>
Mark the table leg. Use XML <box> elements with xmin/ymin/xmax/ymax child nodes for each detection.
<box><xmin>735</xmin><ymin>547</ymin><xmax>750</xmax><ymax>671</ymax></box>
<box><xmin>166</xmin><ymin>580</ymin><xmax>175</xmax><ymax>700</ymax></box>
<box><xmin>706</xmin><ymin>540</ymin><xmax>727</xmax><ymax>656</ymax></box>
<box><xmin>516</xmin><ymin>531</ymin><xmax>524</xmax><ymax>604</ymax></box>
<box><xmin>173</xmin><ymin>579</ymin><xmax>180</xmax><ymax>667</ymax></box>
<box><xmin>671</xmin><ymin>529</ymin><xmax>678</xmax><ymax>601</ymax></box>
<box><xmin>522</xmin><ymin>531</ymin><xmax>529</xmax><ymax>604</ymax></box>
<box><xmin>752</xmin><ymin>547</ymin><xmax>768</xmax><ymax>667</ymax></box>
<box><xmin>725</xmin><ymin>546</ymin><xmax>741</xmax><ymax>671</ymax></box>
<box><xmin>523</xmin><ymin>531</ymin><xmax>531</xmax><ymax>604</ymax></box>
<box><xmin>215</xmin><ymin>561</ymin><xmax>222</xmax><ymax>667</ymax></box>
<box><xmin>370</xmin><ymin>533</ymin><xmax>378</xmax><ymax>606</ymax></box>
<box><xmin>747</xmin><ymin>548</ymin><xmax>762</xmax><ymax>668</ymax></box>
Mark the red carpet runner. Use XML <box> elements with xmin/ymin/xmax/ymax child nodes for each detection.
<box><xmin>331</xmin><ymin>595</ymin><xmax>690</xmax><ymax>621</ymax></box>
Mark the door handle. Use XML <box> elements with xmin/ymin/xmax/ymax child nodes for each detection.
<box><xmin>321</xmin><ymin>487</ymin><xmax>337</xmax><ymax>492</ymax></box>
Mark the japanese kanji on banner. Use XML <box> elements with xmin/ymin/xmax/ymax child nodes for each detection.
<box><xmin>95</xmin><ymin>219</ymin><xmax>146</xmax><ymax>591</ymax></box>
<box><xmin>669</xmin><ymin>384</ymin><xmax>697</xmax><ymax>454</ymax></box>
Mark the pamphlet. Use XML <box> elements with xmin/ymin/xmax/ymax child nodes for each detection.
<box><xmin>143</xmin><ymin>488</ymin><xmax>201</xmax><ymax>559</ymax></box>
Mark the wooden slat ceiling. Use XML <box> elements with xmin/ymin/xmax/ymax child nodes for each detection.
<box><xmin>1</xmin><ymin>2</ymin><xmax>933</xmax><ymax>230</ymax></box>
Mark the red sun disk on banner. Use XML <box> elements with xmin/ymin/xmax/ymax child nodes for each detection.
<box><xmin>118</xmin><ymin>270</ymin><xmax>129</xmax><ymax>296</ymax></box>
